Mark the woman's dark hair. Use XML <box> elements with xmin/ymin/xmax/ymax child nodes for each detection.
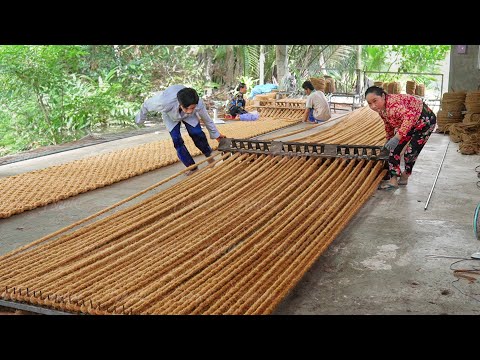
<box><xmin>236</xmin><ymin>82</ymin><xmax>246</xmax><ymax>91</ymax></box>
<box><xmin>365</xmin><ymin>86</ymin><xmax>387</xmax><ymax>98</ymax></box>
<box><xmin>177</xmin><ymin>87</ymin><xmax>199</xmax><ymax>107</ymax></box>
<box><xmin>301</xmin><ymin>80</ymin><xmax>314</xmax><ymax>91</ymax></box>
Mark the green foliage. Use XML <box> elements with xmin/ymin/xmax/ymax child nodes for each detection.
<box><xmin>237</xmin><ymin>75</ymin><xmax>259</xmax><ymax>98</ymax></box>
<box><xmin>362</xmin><ymin>45</ymin><xmax>449</xmax><ymax>95</ymax></box>
<box><xmin>363</xmin><ymin>46</ymin><xmax>389</xmax><ymax>72</ymax></box>
<box><xmin>285</xmin><ymin>45</ymin><xmax>449</xmax><ymax>94</ymax></box>
<box><xmin>363</xmin><ymin>45</ymin><xmax>449</xmax><ymax>82</ymax></box>
<box><xmin>0</xmin><ymin>45</ymin><xmax>217</xmax><ymax>156</ymax></box>
<box><xmin>214</xmin><ymin>46</ymin><xmax>227</xmax><ymax>60</ymax></box>
<box><xmin>391</xmin><ymin>45</ymin><xmax>449</xmax><ymax>73</ymax></box>
<box><xmin>288</xmin><ymin>45</ymin><xmax>355</xmax><ymax>78</ymax></box>
<box><xmin>0</xmin><ymin>45</ymin><xmax>89</xmax><ymax>152</ymax></box>
<box><xmin>243</xmin><ymin>45</ymin><xmax>260</xmax><ymax>79</ymax></box>
<box><xmin>286</xmin><ymin>45</ymin><xmax>357</xmax><ymax>93</ymax></box>
<box><xmin>0</xmin><ymin>45</ymin><xmax>451</xmax><ymax>157</ymax></box>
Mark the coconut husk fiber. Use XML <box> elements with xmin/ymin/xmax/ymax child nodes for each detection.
<box><xmin>387</xmin><ymin>82</ymin><xmax>394</xmax><ymax>94</ymax></box>
<box><xmin>448</xmin><ymin>122</ymin><xmax>480</xmax><ymax>154</ymax></box>
<box><xmin>441</xmin><ymin>91</ymin><xmax>466</xmax><ymax>112</ymax></box>
<box><xmin>463</xmin><ymin>112</ymin><xmax>480</xmax><ymax>126</ymax></box>
<box><xmin>406</xmin><ymin>80</ymin><xmax>416</xmax><ymax>95</ymax></box>
<box><xmin>437</xmin><ymin>91</ymin><xmax>479</xmax><ymax>155</ymax></box>
<box><xmin>387</xmin><ymin>82</ymin><xmax>401</xmax><ymax>94</ymax></box>
<box><xmin>448</xmin><ymin>123</ymin><xmax>467</xmax><ymax>142</ymax></box>
<box><xmin>325</xmin><ymin>78</ymin><xmax>336</xmax><ymax>93</ymax></box>
<box><xmin>459</xmin><ymin>130</ymin><xmax>480</xmax><ymax>154</ymax></box>
<box><xmin>437</xmin><ymin>110</ymin><xmax>463</xmax><ymax>119</ymax></box>
<box><xmin>310</xmin><ymin>77</ymin><xmax>326</xmax><ymax>92</ymax></box>
<box><xmin>465</xmin><ymin>91</ymin><xmax>480</xmax><ymax>112</ymax></box>
<box><xmin>436</xmin><ymin>109</ymin><xmax>464</xmax><ymax>132</ymax></box>
<box><xmin>415</xmin><ymin>84</ymin><xmax>425</xmax><ymax>96</ymax></box>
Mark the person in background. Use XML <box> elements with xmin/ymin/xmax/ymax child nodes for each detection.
<box><xmin>283</xmin><ymin>71</ymin><xmax>297</xmax><ymax>93</ymax></box>
<box><xmin>365</xmin><ymin>85</ymin><xmax>436</xmax><ymax>190</ymax></box>
<box><xmin>227</xmin><ymin>82</ymin><xmax>248</xmax><ymax>118</ymax></box>
<box><xmin>301</xmin><ymin>80</ymin><xmax>331</xmax><ymax>123</ymax></box>
<box><xmin>135</xmin><ymin>85</ymin><xmax>225</xmax><ymax>174</ymax></box>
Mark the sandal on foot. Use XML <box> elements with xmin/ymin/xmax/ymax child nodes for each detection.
<box><xmin>398</xmin><ymin>179</ymin><xmax>408</xmax><ymax>185</ymax></box>
<box><xmin>378</xmin><ymin>183</ymin><xmax>399</xmax><ymax>190</ymax></box>
<box><xmin>185</xmin><ymin>167</ymin><xmax>199</xmax><ymax>176</ymax></box>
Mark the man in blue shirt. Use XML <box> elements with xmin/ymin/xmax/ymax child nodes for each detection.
<box><xmin>135</xmin><ymin>85</ymin><xmax>225</xmax><ymax>172</ymax></box>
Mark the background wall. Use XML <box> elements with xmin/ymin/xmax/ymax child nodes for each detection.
<box><xmin>449</xmin><ymin>45</ymin><xmax>480</xmax><ymax>92</ymax></box>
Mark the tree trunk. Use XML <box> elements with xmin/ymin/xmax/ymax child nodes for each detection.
<box><xmin>225</xmin><ymin>46</ymin><xmax>236</xmax><ymax>87</ymax></box>
<box><xmin>259</xmin><ymin>45</ymin><xmax>265</xmax><ymax>85</ymax></box>
<box><xmin>234</xmin><ymin>47</ymin><xmax>243</xmax><ymax>84</ymax></box>
<box><xmin>276</xmin><ymin>45</ymin><xmax>288</xmax><ymax>90</ymax></box>
<box><xmin>356</xmin><ymin>45</ymin><xmax>362</xmax><ymax>96</ymax></box>
<box><xmin>134</xmin><ymin>45</ymin><xmax>142</xmax><ymax>58</ymax></box>
<box><xmin>204</xmin><ymin>49</ymin><xmax>213</xmax><ymax>97</ymax></box>
<box><xmin>319</xmin><ymin>52</ymin><xmax>327</xmax><ymax>75</ymax></box>
<box><xmin>301</xmin><ymin>45</ymin><xmax>313</xmax><ymax>77</ymax></box>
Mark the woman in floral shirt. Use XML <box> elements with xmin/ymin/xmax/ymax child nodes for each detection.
<box><xmin>365</xmin><ymin>86</ymin><xmax>437</xmax><ymax>190</ymax></box>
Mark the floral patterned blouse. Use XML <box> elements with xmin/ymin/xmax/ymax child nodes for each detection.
<box><xmin>379</xmin><ymin>94</ymin><xmax>423</xmax><ymax>140</ymax></box>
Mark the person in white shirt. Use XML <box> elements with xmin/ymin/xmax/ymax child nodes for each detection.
<box><xmin>301</xmin><ymin>80</ymin><xmax>331</xmax><ymax>123</ymax></box>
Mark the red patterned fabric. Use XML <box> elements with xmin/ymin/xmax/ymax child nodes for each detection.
<box><xmin>379</xmin><ymin>94</ymin><xmax>423</xmax><ymax>140</ymax></box>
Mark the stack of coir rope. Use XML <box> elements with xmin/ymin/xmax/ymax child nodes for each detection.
<box><xmin>310</xmin><ymin>77</ymin><xmax>326</xmax><ymax>92</ymax></box>
<box><xmin>386</xmin><ymin>82</ymin><xmax>401</xmax><ymax>94</ymax></box>
<box><xmin>437</xmin><ymin>91</ymin><xmax>465</xmax><ymax>133</ymax></box>
<box><xmin>415</xmin><ymin>83</ymin><xmax>425</xmax><ymax>97</ymax></box>
<box><xmin>449</xmin><ymin>91</ymin><xmax>480</xmax><ymax>154</ymax></box>
<box><xmin>406</xmin><ymin>80</ymin><xmax>416</xmax><ymax>95</ymax></box>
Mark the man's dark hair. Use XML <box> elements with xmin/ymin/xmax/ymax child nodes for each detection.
<box><xmin>365</xmin><ymin>85</ymin><xmax>387</xmax><ymax>98</ymax></box>
<box><xmin>236</xmin><ymin>82</ymin><xmax>246</xmax><ymax>91</ymax></box>
<box><xmin>177</xmin><ymin>87</ymin><xmax>199</xmax><ymax>107</ymax></box>
<box><xmin>302</xmin><ymin>81</ymin><xmax>314</xmax><ymax>91</ymax></box>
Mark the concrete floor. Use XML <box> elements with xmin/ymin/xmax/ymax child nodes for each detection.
<box><xmin>1</xmin><ymin>117</ymin><xmax>479</xmax><ymax>314</ymax></box>
<box><xmin>275</xmin><ymin>134</ymin><xmax>480</xmax><ymax>314</ymax></box>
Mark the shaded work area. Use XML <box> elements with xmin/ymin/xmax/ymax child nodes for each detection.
<box><xmin>0</xmin><ymin>115</ymin><xmax>479</xmax><ymax>314</ymax></box>
<box><xmin>0</xmin><ymin>152</ymin><xmax>385</xmax><ymax>315</ymax></box>
<box><xmin>276</xmin><ymin>133</ymin><xmax>480</xmax><ymax>314</ymax></box>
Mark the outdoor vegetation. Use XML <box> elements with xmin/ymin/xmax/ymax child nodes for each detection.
<box><xmin>0</xmin><ymin>45</ymin><xmax>449</xmax><ymax>156</ymax></box>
